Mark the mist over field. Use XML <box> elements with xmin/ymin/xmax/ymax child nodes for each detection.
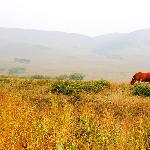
<box><xmin>0</xmin><ymin>27</ymin><xmax>150</xmax><ymax>80</ymax></box>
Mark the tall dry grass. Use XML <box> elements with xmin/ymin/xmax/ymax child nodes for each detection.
<box><xmin>0</xmin><ymin>78</ymin><xmax>150</xmax><ymax>150</ymax></box>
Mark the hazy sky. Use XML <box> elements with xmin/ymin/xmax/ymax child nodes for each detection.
<box><xmin>0</xmin><ymin>0</ymin><xmax>150</xmax><ymax>36</ymax></box>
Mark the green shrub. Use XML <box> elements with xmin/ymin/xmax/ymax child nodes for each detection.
<box><xmin>8</xmin><ymin>67</ymin><xmax>26</xmax><ymax>75</ymax></box>
<box><xmin>30</xmin><ymin>75</ymin><xmax>52</xmax><ymax>79</ymax></box>
<box><xmin>51</xmin><ymin>80</ymin><xmax>110</xmax><ymax>98</ymax></box>
<box><xmin>68</xmin><ymin>73</ymin><xmax>85</xmax><ymax>80</ymax></box>
<box><xmin>51</xmin><ymin>80</ymin><xmax>74</xmax><ymax>95</ymax></box>
<box><xmin>131</xmin><ymin>83</ymin><xmax>150</xmax><ymax>97</ymax></box>
<box><xmin>55</xmin><ymin>73</ymin><xmax>85</xmax><ymax>80</ymax></box>
<box><xmin>82</xmin><ymin>80</ymin><xmax>110</xmax><ymax>93</ymax></box>
<box><xmin>55</xmin><ymin>74</ymin><xmax>69</xmax><ymax>80</ymax></box>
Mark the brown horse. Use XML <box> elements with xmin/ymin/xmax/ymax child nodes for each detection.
<box><xmin>130</xmin><ymin>72</ymin><xmax>150</xmax><ymax>85</ymax></box>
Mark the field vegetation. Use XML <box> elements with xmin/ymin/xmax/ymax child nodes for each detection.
<box><xmin>0</xmin><ymin>76</ymin><xmax>150</xmax><ymax>149</ymax></box>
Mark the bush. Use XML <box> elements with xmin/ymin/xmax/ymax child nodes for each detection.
<box><xmin>82</xmin><ymin>80</ymin><xmax>110</xmax><ymax>93</ymax></box>
<box><xmin>68</xmin><ymin>73</ymin><xmax>85</xmax><ymax>80</ymax></box>
<box><xmin>51</xmin><ymin>80</ymin><xmax>110</xmax><ymax>99</ymax></box>
<box><xmin>14</xmin><ymin>58</ymin><xmax>31</xmax><ymax>64</ymax></box>
<box><xmin>51</xmin><ymin>80</ymin><xmax>74</xmax><ymax>95</ymax></box>
<box><xmin>131</xmin><ymin>83</ymin><xmax>150</xmax><ymax>97</ymax></box>
<box><xmin>55</xmin><ymin>73</ymin><xmax>85</xmax><ymax>80</ymax></box>
<box><xmin>8</xmin><ymin>67</ymin><xmax>26</xmax><ymax>75</ymax></box>
<box><xmin>55</xmin><ymin>74</ymin><xmax>69</xmax><ymax>80</ymax></box>
<box><xmin>30</xmin><ymin>75</ymin><xmax>52</xmax><ymax>79</ymax></box>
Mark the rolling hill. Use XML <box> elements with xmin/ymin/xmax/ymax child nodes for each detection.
<box><xmin>0</xmin><ymin>27</ymin><xmax>150</xmax><ymax>80</ymax></box>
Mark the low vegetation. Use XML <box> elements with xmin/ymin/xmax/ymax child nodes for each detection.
<box><xmin>30</xmin><ymin>73</ymin><xmax>85</xmax><ymax>81</ymax></box>
<box><xmin>131</xmin><ymin>83</ymin><xmax>150</xmax><ymax>97</ymax></box>
<box><xmin>30</xmin><ymin>74</ymin><xmax>52</xmax><ymax>80</ymax></box>
<box><xmin>51</xmin><ymin>80</ymin><xmax>110</xmax><ymax>100</ymax></box>
<box><xmin>0</xmin><ymin>77</ymin><xmax>150</xmax><ymax>149</ymax></box>
<box><xmin>50</xmin><ymin>80</ymin><xmax>110</xmax><ymax>101</ymax></box>
<box><xmin>8</xmin><ymin>67</ymin><xmax>26</xmax><ymax>75</ymax></box>
<box><xmin>55</xmin><ymin>73</ymin><xmax>85</xmax><ymax>80</ymax></box>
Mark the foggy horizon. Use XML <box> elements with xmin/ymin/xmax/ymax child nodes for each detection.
<box><xmin>1</xmin><ymin>26</ymin><xmax>150</xmax><ymax>37</ymax></box>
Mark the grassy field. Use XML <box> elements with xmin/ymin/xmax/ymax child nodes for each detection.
<box><xmin>0</xmin><ymin>77</ymin><xmax>150</xmax><ymax>150</ymax></box>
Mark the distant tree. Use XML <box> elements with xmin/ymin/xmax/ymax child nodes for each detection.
<box><xmin>68</xmin><ymin>73</ymin><xmax>85</xmax><ymax>80</ymax></box>
<box><xmin>14</xmin><ymin>58</ymin><xmax>31</xmax><ymax>64</ymax></box>
<box><xmin>55</xmin><ymin>74</ymin><xmax>69</xmax><ymax>80</ymax></box>
<box><xmin>8</xmin><ymin>67</ymin><xmax>26</xmax><ymax>75</ymax></box>
<box><xmin>30</xmin><ymin>75</ymin><xmax>52</xmax><ymax>79</ymax></box>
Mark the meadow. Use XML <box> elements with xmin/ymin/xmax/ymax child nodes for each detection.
<box><xmin>0</xmin><ymin>76</ymin><xmax>150</xmax><ymax>150</ymax></box>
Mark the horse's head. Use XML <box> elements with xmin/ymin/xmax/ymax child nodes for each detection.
<box><xmin>130</xmin><ymin>78</ymin><xmax>135</xmax><ymax>85</ymax></box>
<box><xmin>130</xmin><ymin>72</ymin><xmax>142</xmax><ymax>85</ymax></box>
<box><xmin>130</xmin><ymin>75</ymin><xmax>136</xmax><ymax>85</ymax></box>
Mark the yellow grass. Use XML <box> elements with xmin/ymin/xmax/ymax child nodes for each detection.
<box><xmin>0</xmin><ymin>78</ymin><xmax>150</xmax><ymax>150</ymax></box>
